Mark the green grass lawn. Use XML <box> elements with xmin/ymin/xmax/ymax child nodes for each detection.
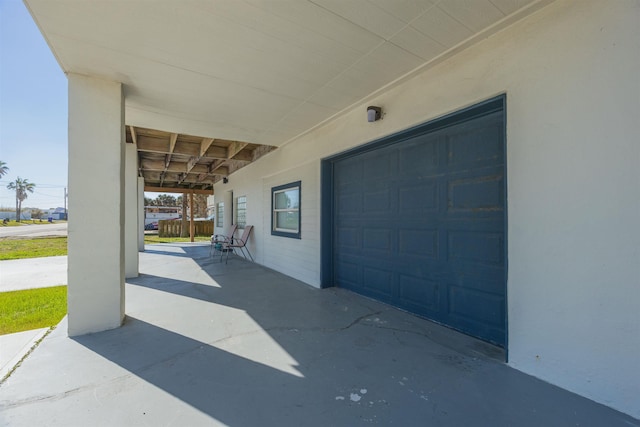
<box><xmin>0</xmin><ymin>237</ymin><xmax>68</xmax><ymax>260</ymax></box>
<box><xmin>0</xmin><ymin>220</ymin><xmax>65</xmax><ymax>227</ymax></box>
<box><xmin>144</xmin><ymin>235</ymin><xmax>210</xmax><ymax>244</ymax></box>
<box><xmin>0</xmin><ymin>286</ymin><xmax>67</xmax><ymax>335</ymax></box>
<box><xmin>0</xmin><ymin>235</ymin><xmax>209</xmax><ymax>260</ymax></box>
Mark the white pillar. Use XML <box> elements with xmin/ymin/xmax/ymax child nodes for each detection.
<box><xmin>124</xmin><ymin>143</ymin><xmax>139</xmax><ymax>278</ymax></box>
<box><xmin>138</xmin><ymin>177</ymin><xmax>145</xmax><ymax>252</ymax></box>
<box><xmin>67</xmin><ymin>73</ymin><xmax>125</xmax><ymax>336</ymax></box>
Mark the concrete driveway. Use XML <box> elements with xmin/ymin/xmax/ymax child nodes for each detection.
<box><xmin>0</xmin><ymin>243</ymin><xmax>636</xmax><ymax>426</ymax></box>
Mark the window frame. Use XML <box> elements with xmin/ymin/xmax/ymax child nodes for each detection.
<box><xmin>271</xmin><ymin>181</ymin><xmax>301</xmax><ymax>239</ymax></box>
<box><xmin>216</xmin><ymin>202</ymin><xmax>224</xmax><ymax>228</ymax></box>
<box><xmin>235</xmin><ymin>195</ymin><xmax>247</xmax><ymax>229</ymax></box>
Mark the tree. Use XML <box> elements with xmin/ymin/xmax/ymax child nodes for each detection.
<box><xmin>31</xmin><ymin>208</ymin><xmax>43</xmax><ymax>220</ymax></box>
<box><xmin>156</xmin><ymin>194</ymin><xmax>177</xmax><ymax>206</ymax></box>
<box><xmin>0</xmin><ymin>161</ymin><xmax>8</xmax><ymax>178</ymax></box>
<box><xmin>7</xmin><ymin>177</ymin><xmax>35</xmax><ymax>222</ymax></box>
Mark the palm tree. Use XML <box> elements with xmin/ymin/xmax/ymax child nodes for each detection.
<box><xmin>6</xmin><ymin>177</ymin><xmax>35</xmax><ymax>222</ymax></box>
<box><xmin>0</xmin><ymin>161</ymin><xmax>8</xmax><ymax>178</ymax></box>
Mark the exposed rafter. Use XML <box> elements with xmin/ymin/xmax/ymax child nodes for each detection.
<box><xmin>128</xmin><ymin>126</ymin><xmax>276</xmax><ymax>193</ymax></box>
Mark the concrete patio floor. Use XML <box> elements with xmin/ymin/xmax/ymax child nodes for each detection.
<box><xmin>0</xmin><ymin>243</ymin><xmax>637</xmax><ymax>427</ymax></box>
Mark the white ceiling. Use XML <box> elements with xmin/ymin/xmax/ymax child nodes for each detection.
<box><xmin>25</xmin><ymin>0</ymin><xmax>544</xmax><ymax>147</ymax></box>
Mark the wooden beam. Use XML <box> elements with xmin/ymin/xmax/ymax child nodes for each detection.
<box><xmin>129</xmin><ymin>126</ymin><xmax>137</xmax><ymax>144</ymax></box>
<box><xmin>200</xmin><ymin>138</ymin><xmax>214</xmax><ymax>157</ymax></box>
<box><xmin>186</xmin><ymin>156</ymin><xmax>199</xmax><ymax>172</ymax></box>
<box><xmin>144</xmin><ymin>186</ymin><xmax>213</xmax><ymax>195</ymax></box>
<box><xmin>169</xmin><ymin>133</ymin><xmax>178</xmax><ymax>153</ymax></box>
<box><xmin>177</xmin><ymin>172</ymin><xmax>187</xmax><ymax>185</ymax></box>
<box><xmin>231</xmin><ymin>149</ymin><xmax>253</xmax><ymax>162</ymax></box>
<box><xmin>227</xmin><ymin>141</ymin><xmax>248</xmax><ymax>159</ymax></box>
<box><xmin>211</xmin><ymin>166</ymin><xmax>229</xmax><ymax>176</ymax></box>
<box><xmin>203</xmin><ymin>145</ymin><xmax>229</xmax><ymax>159</ymax></box>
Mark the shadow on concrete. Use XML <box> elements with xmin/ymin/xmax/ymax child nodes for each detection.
<box><xmin>62</xmin><ymin>246</ymin><xmax>638</xmax><ymax>426</ymax></box>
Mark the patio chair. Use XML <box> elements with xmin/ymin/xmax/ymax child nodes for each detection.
<box><xmin>221</xmin><ymin>225</ymin><xmax>253</xmax><ymax>264</ymax></box>
<box><xmin>210</xmin><ymin>224</ymin><xmax>238</xmax><ymax>260</ymax></box>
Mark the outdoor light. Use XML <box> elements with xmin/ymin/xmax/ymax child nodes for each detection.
<box><xmin>223</xmin><ymin>177</ymin><xmax>229</xmax><ymax>184</ymax></box>
<box><xmin>367</xmin><ymin>106</ymin><xmax>382</xmax><ymax>122</ymax></box>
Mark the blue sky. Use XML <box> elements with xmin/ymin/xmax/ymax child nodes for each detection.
<box><xmin>0</xmin><ymin>0</ymin><xmax>68</xmax><ymax>209</ymax></box>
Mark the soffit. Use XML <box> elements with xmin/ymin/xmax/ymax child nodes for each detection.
<box><xmin>25</xmin><ymin>0</ymin><xmax>546</xmax><ymax>191</ymax></box>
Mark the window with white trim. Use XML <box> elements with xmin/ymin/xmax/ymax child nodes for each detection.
<box><xmin>271</xmin><ymin>181</ymin><xmax>301</xmax><ymax>239</ymax></box>
<box><xmin>216</xmin><ymin>202</ymin><xmax>224</xmax><ymax>228</ymax></box>
<box><xmin>235</xmin><ymin>196</ymin><xmax>247</xmax><ymax>229</ymax></box>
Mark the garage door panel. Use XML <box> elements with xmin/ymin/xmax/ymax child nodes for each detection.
<box><xmin>364</xmin><ymin>149</ymin><xmax>397</xmax><ymax>180</ymax></box>
<box><xmin>399</xmin><ymin>275</ymin><xmax>440</xmax><ymax>312</ymax></box>
<box><xmin>446</xmin><ymin>113</ymin><xmax>503</xmax><ymax>167</ymax></box>
<box><xmin>447</xmin><ymin>231</ymin><xmax>504</xmax><ymax>266</ymax></box>
<box><xmin>454</xmin><ymin>274</ymin><xmax>505</xmax><ymax>294</ymax></box>
<box><xmin>448</xmin><ymin>175</ymin><xmax>504</xmax><ymax>212</ymax></box>
<box><xmin>399</xmin><ymin>180</ymin><xmax>439</xmax><ymax>213</ymax></box>
<box><xmin>363</xmin><ymin>267</ymin><xmax>394</xmax><ymax>298</ymax></box>
<box><xmin>335</xmin><ymin>157</ymin><xmax>363</xmax><ymax>185</ymax></box>
<box><xmin>363</xmin><ymin>187</ymin><xmax>392</xmax><ymax>213</ymax></box>
<box><xmin>362</xmin><ymin>227</ymin><xmax>393</xmax><ymax>254</ymax></box>
<box><xmin>399</xmin><ymin>134</ymin><xmax>441</xmax><ymax>174</ymax></box>
<box><xmin>337</xmin><ymin>190</ymin><xmax>362</xmax><ymax>214</ymax></box>
<box><xmin>337</xmin><ymin>226</ymin><xmax>359</xmax><ymax>249</ymax></box>
<box><xmin>336</xmin><ymin>259</ymin><xmax>360</xmax><ymax>284</ymax></box>
<box><xmin>398</xmin><ymin>228</ymin><xmax>439</xmax><ymax>259</ymax></box>
<box><xmin>332</xmin><ymin>102</ymin><xmax>505</xmax><ymax>346</ymax></box>
<box><xmin>448</xmin><ymin>285</ymin><xmax>505</xmax><ymax>327</ymax></box>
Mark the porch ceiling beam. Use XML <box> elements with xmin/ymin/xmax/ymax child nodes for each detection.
<box><xmin>200</xmin><ymin>138</ymin><xmax>214</xmax><ymax>157</ymax></box>
<box><xmin>129</xmin><ymin>126</ymin><xmax>137</xmax><ymax>144</ymax></box>
<box><xmin>227</xmin><ymin>141</ymin><xmax>248</xmax><ymax>159</ymax></box>
<box><xmin>169</xmin><ymin>133</ymin><xmax>178</xmax><ymax>153</ymax></box>
<box><xmin>140</xmin><ymin>159</ymin><xmax>211</xmax><ymax>173</ymax></box>
<box><xmin>177</xmin><ymin>172</ymin><xmax>187</xmax><ymax>185</ymax></box>
<box><xmin>232</xmin><ymin>149</ymin><xmax>253</xmax><ymax>162</ymax></box>
<box><xmin>144</xmin><ymin>186</ymin><xmax>213</xmax><ymax>195</ymax></box>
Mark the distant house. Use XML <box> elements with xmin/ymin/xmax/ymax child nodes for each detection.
<box><xmin>43</xmin><ymin>207</ymin><xmax>67</xmax><ymax>220</ymax></box>
<box><xmin>0</xmin><ymin>210</ymin><xmax>31</xmax><ymax>221</ymax></box>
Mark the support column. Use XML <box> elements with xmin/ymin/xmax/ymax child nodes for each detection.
<box><xmin>189</xmin><ymin>192</ymin><xmax>195</xmax><ymax>242</ymax></box>
<box><xmin>67</xmin><ymin>73</ymin><xmax>125</xmax><ymax>336</ymax></box>
<box><xmin>138</xmin><ymin>177</ymin><xmax>145</xmax><ymax>251</ymax></box>
<box><xmin>124</xmin><ymin>143</ymin><xmax>139</xmax><ymax>278</ymax></box>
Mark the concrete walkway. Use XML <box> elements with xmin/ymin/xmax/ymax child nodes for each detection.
<box><xmin>0</xmin><ymin>256</ymin><xmax>67</xmax><ymax>292</ymax></box>
<box><xmin>0</xmin><ymin>328</ymin><xmax>49</xmax><ymax>381</ymax></box>
<box><xmin>0</xmin><ymin>243</ymin><xmax>637</xmax><ymax>426</ymax></box>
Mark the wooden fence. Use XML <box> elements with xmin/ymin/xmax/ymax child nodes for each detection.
<box><xmin>158</xmin><ymin>220</ymin><xmax>213</xmax><ymax>237</ymax></box>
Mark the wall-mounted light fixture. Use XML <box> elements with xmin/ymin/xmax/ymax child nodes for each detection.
<box><xmin>222</xmin><ymin>177</ymin><xmax>229</xmax><ymax>184</ymax></box>
<box><xmin>367</xmin><ymin>106</ymin><xmax>382</xmax><ymax>122</ymax></box>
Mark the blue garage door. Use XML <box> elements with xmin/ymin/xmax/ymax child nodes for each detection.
<box><xmin>331</xmin><ymin>104</ymin><xmax>506</xmax><ymax>346</ymax></box>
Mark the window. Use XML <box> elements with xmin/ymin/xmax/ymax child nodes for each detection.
<box><xmin>216</xmin><ymin>202</ymin><xmax>224</xmax><ymax>227</ymax></box>
<box><xmin>271</xmin><ymin>181</ymin><xmax>301</xmax><ymax>239</ymax></box>
<box><xmin>235</xmin><ymin>196</ymin><xmax>247</xmax><ymax>229</ymax></box>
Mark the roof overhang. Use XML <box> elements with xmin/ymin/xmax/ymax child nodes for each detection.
<box><xmin>25</xmin><ymin>0</ymin><xmax>551</xmax><ymax>192</ymax></box>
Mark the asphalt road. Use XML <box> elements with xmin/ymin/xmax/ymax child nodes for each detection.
<box><xmin>0</xmin><ymin>222</ymin><xmax>68</xmax><ymax>239</ymax></box>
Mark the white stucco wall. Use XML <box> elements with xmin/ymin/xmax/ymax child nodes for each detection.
<box><xmin>124</xmin><ymin>142</ymin><xmax>139</xmax><ymax>278</ymax></box>
<box><xmin>214</xmin><ymin>0</ymin><xmax>639</xmax><ymax>417</ymax></box>
<box><xmin>67</xmin><ymin>73</ymin><xmax>125</xmax><ymax>336</ymax></box>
